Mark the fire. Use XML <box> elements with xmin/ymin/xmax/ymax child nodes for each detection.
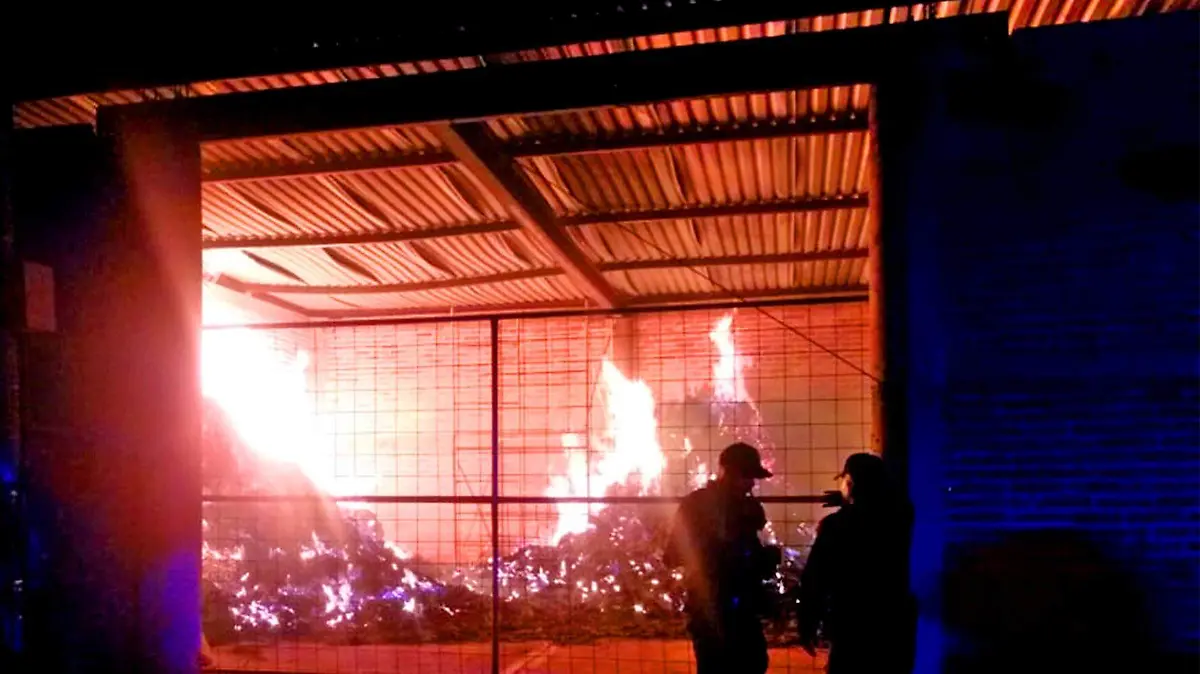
<box><xmin>709</xmin><ymin>314</ymin><xmax>753</xmax><ymax>405</ymax></box>
<box><xmin>546</xmin><ymin>359</ymin><xmax>665</xmax><ymax>544</ymax></box>
<box><xmin>546</xmin><ymin>313</ymin><xmax>766</xmax><ymax>543</ymax></box>
<box><xmin>201</xmin><ymin>294</ymin><xmax>374</xmax><ymax>499</ymax></box>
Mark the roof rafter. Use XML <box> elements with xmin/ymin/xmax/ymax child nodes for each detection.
<box><xmin>202</xmin><ymin>150</ymin><xmax>456</xmax><ymax>183</ymax></box>
<box><xmin>200</xmin><ymin>198</ymin><xmax>866</xmax><ymax>251</ymax></box>
<box><xmin>600</xmin><ymin>249</ymin><xmax>868</xmax><ymax>272</ymax></box>
<box><xmin>291</xmin><ymin>285</ymin><xmax>867</xmax><ymax>321</ymax></box>
<box><xmin>201</xmin><ymin>221</ymin><xmax>521</xmax><ymax>250</ymax></box>
<box><xmin>219</xmin><ymin>250</ymin><xmax>868</xmax><ymax>296</ymax></box>
<box><xmin>198</xmin><ymin>116</ymin><xmax>868</xmax><ymax>183</ymax></box>
<box><xmin>233</xmin><ymin>269</ymin><xmax>559</xmax><ymax>296</ymax></box>
<box><xmin>509</xmin><ymin>114</ymin><xmax>868</xmax><ymax>158</ymax></box>
<box><xmin>627</xmin><ymin>284</ymin><xmax>869</xmax><ymax>307</ymax></box>
<box><xmin>561</xmin><ymin>195</ymin><xmax>868</xmax><ymax>227</ymax></box>
<box><xmin>430</xmin><ymin>122</ymin><xmax>619</xmax><ymax>308</ymax></box>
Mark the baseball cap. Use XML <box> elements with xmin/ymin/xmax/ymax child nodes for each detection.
<box><xmin>719</xmin><ymin>442</ymin><xmax>772</xmax><ymax>479</ymax></box>
<box><xmin>836</xmin><ymin>452</ymin><xmax>886</xmax><ymax>481</ymax></box>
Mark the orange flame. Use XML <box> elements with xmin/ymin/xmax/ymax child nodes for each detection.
<box><xmin>201</xmin><ymin>295</ymin><xmax>374</xmax><ymax>499</ymax></box>
<box><xmin>709</xmin><ymin>314</ymin><xmax>753</xmax><ymax>405</ymax></box>
<box><xmin>546</xmin><ymin>359</ymin><xmax>665</xmax><ymax>543</ymax></box>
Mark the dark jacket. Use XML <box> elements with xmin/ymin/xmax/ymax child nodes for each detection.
<box><xmin>799</xmin><ymin>499</ymin><xmax>915</xmax><ymax>652</ymax></box>
<box><xmin>665</xmin><ymin>481</ymin><xmax>775</xmax><ymax>619</ymax></box>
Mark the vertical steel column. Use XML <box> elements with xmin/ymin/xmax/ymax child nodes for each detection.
<box><xmin>489</xmin><ymin>318</ymin><xmax>500</xmax><ymax>674</ymax></box>
<box><xmin>867</xmin><ymin>93</ymin><xmax>885</xmax><ymax>458</ymax></box>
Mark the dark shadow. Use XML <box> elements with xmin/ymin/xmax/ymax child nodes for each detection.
<box><xmin>943</xmin><ymin>529</ymin><xmax>1189</xmax><ymax>674</ymax></box>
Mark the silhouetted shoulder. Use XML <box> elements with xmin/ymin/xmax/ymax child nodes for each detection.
<box><xmin>817</xmin><ymin>508</ymin><xmax>849</xmax><ymax>534</ymax></box>
<box><xmin>678</xmin><ymin>484</ymin><xmax>713</xmax><ymax>515</ymax></box>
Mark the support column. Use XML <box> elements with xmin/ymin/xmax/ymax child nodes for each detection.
<box><xmin>867</xmin><ymin>96</ymin><xmax>885</xmax><ymax>459</ymax></box>
<box><xmin>94</xmin><ymin>106</ymin><xmax>203</xmax><ymax>674</ymax></box>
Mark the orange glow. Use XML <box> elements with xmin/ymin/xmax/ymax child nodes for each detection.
<box><xmin>201</xmin><ymin>295</ymin><xmax>374</xmax><ymax>500</ymax></box>
<box><xmin>546</xmin><ymin>359</ymin><xmax>665</xmax><ymax>543</ymax></box>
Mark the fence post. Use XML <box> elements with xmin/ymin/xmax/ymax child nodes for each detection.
<box><xmin>489</xmin><ymin>318</ymin><xmax>500</xmax><ymax>674</ymax></box>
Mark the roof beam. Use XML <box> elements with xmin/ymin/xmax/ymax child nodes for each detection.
<box><xmin>203</xmin><ymin>277</ymin><xmax>312</xmax><ymax>322</ymax></box>
<box><xmin>599</xmin><ymin>249</ymin><xmax>868</xmax><ymax>272</ymax></box>
<box><xmin>201</xmin><ymin>221</ymin><xmax>520</xmax><ymax>250</ymax></box>
<box><xmin>215</xmin><ymin>250</ymin><xmax>868</xmax><ymax>296</ymax></box>
<box><xmin>170</xmin><ymin>15</ymin><xmax>1005</xmax><ymax>141</ymax></box>
<box><xmin>15</xmin><ymin>2</ymin><xmax>919</xmax><ymax>102</ymax></box>
<box><xmin>232</xmin><ymin>268</ymin><xmax>561</xmax><ymax>296</ymax></box>
<box><xmin>431</xmin><ymin>122</ymin><xmax>619</xmax><ymax>308</ymax></box>
<box><xmin>562</xmin><ymin>195</ymin><xmax>868</xmax><ymax>227</ymax></box>
<box><xmin>209</xmin><ymin>275</ymin><xmax>314</xmax><ymax>317</ymax></box>
<box><xmin>627</xmin><ymin>284</ymin><xmax>869</xmax><ymax>307</ymax></box>
<box><xmin>202</xmin><ymin>150</ymin><xmax>456</xmax><ymax>184</ymax></box>
<box><xmin>304</xmin><ymin>300</ymin><xmax>587</xmax><ymax>321</ymax></box>
<box><xmin>510</xmin><ymin>115</ymin><xmax>868</xmax><ymax>158</ymax></box>
<box><xmin>199</xmin><ymin>117</ymin><xmax>867</xmax><ymax>184</ymax></box>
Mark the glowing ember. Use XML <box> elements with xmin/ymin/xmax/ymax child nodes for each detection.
<box><xmin>546</xmin><ymin>360</ymin><xmax>665</xmax><ymax>544</ymax></box>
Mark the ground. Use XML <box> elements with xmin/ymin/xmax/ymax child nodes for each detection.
<box><xmin>210</xmin><ymin>640</ymin><xmax>828</xmax><ymax>673</ymax></box>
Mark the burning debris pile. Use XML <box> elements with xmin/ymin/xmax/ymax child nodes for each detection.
<box><xmin>202</xmin><ymin>502</ymin><xmax>814</xmax><ymax>646</ymax></box>
<box><xmin>201</xmin><ymin>310</ymin><xmax>825</xmax><ymax>646</ymax></box>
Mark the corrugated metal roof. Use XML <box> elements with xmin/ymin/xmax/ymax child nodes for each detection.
<box><xmin>202</xmin><ymin>126</ymin><xmax>443</xmax><ymax>173</ymax></box>
<box><xmin>202</xmin><ymin>165</ymin><xmax>508</xmax><ymax>242</ymax></box>
<box><xmin>14</xmin><ymin>1</ymin><xmax>1194</xmax><ymax>129</ymax></box>
<box><xmin>15</xmin><ymin>4</ymin><xmax>1191</xmax><ymax>320</ymax></box>
<box><xmin>521</xmin><ymin>129</ymin><xmax>869</xmax><ymax>215</ymax></box>
<box><xmin>570</xmin><ymin>209</ymin><xmax>870</xmax><ymax>264</ymax></box>
<box><xmin>487</xmin><ymin>87</ymin><xmax>871</xmax><ymax>143</ymax></box>
<box><xmin>605</xmin><ymin>260</ymin><xmax>869</xmax><ymax>297</ymax></box>
<box><xmin>273</xmin><ymin>276</ymin><xmax>586</xmax><ymax>314</ymax></box>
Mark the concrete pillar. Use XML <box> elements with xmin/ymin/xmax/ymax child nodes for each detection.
<box><xmin>89</xmin><ymin>106</ymin><xmax>202</xmax><ymax>673</ymax></box>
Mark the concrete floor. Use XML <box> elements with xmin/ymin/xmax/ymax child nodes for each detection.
<box><xmin>209</xmin><ymin>640</ymin><xmax>828</xmax><ymax>673</ymax></box>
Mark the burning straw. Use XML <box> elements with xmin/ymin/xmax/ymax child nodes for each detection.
<box><xmin>201</xmin><ymin>311</ymin><xmax>820</xmax><ymax>646</ymax></box>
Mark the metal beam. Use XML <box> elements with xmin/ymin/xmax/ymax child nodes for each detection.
<box><xmin>509</xmin><ymin>115</ymin><xmax>868</xmax><ymax>158</ymax></box>
<box><xmin>234</xmin><ymin>268</ymin><xmax>561</xmax><ymax>296</ymax></box>
<box><xmin>199</xmin><ymin>116</ymin><xmax>866</xmax><ymax>184</ymax></box>
<box><xmin>213</xmin><ymin>249</ymin><xmax>867</xmax><ymax>296</ymax></box>
<box><xmin>201</xmin><ymin>150</ymin><xmax>455</xmax><ymax>184</ymax></box>
<box><xmin>599</xmin><ymin>249</ymin><xmax>868</xmax><ymax>272</ymax></box>
<box><xmin>171</xmin><ymin>15</ymin><xmax>1005</xmax><ymax>141</ymax></box>
<box><xmin>203</xmin><ymin>277</ymin><xmax>309</xmax><ymax>322</ymax></box>
<box><xmin>627</xmin><ymin>284</ymin><xmax>869</xmax><ymax>307</ymax></box>
<box><xmin>562</xmin><ymin>195</ymin><xmax>868</xmax><ymax>227</ymax></box>
<box><xmin>432</xmin><ymin>122</ymin><xmax>619</xmax><ymax>308</ymax></box>
<box><xmin>201</xmin><ymin>221</ymin><xmax>520</xmax><ymax>250</ymax></box>
<box><xmin>210</xmin><ymin>275</ymin><xmax>314</xmax><ymax>317</ymax></box>
<box><xmin>15</xmin><ymin>2</ymin><xmax>917</xmax><ymax>103</ymax></box>
<box><xmin>302</xmin><ymin>300</ymin><xmax>587</xmax><ymax>321</ymax></box>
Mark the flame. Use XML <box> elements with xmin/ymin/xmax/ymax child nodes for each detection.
<box><xmin>709</xmin><ymin>314</ymin><xmax>753</xmax><ymax>405</ymax></box>
<box><xmin>546</xmin><ymin>359</ymin><xmax>665</xmax><ymax>544</ymax></box>
<box><xmin>201</xmin><ymin>298</ymin><xmax>373</xmax><ymax>498</ymax></box>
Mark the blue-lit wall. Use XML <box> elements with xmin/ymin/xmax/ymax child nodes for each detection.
<box><xmin>880</xmin><ymin>12</ymin><xmax>1199</xmax><ymax>673</ymax></box>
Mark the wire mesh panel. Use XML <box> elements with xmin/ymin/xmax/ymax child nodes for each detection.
<box><xmin>200</xmin><ymin>300</ymin><xmax>871</xmax><ymax>673</ymax></box>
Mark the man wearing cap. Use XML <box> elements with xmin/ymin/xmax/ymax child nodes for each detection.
<box><xmin>799</xmin><ymin>452</ymin><xmax>916</xmax><ymax>673</ymax></box>
<box><xmin>664</xmin><ymin>442</ymin><xmax>780</xmax><ymax>674</ymax></box>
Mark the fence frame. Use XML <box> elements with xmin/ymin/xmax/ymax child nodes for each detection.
<box><xmin>201</xmin><ymin>297</ymin><xmax>865</xmax><ymax>674</ymax></box>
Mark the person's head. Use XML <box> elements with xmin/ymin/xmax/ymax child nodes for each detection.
<box><xmin>717</xmin><ymin>442</ymin><xmax>772</xmax><ymax>493</ymax></box>
<box><xmin>836</xmin><ymin>452</ymin><xmax>890</xmax><ymax>505</ymax></box>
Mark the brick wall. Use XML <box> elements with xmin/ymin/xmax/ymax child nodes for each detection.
<box><xmin>879</xmin><ymin>13</ymin><xmax>1199</xmax><ymax>668</ymax></box>
<box><xmin>297</xmin><ymin>302</ymin><xmax>872</xmax><ymax>563</ymax></box>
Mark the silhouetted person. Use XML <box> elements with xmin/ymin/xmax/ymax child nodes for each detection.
<box><xmin>799</xmin><ymin>453</ymin><xmax>915</xmax><ymax>673</ymax></box>
<box><xmin>664</xmin><ymin>442</ymin><xmax>780</xmax><ymax>674</ymax></box>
